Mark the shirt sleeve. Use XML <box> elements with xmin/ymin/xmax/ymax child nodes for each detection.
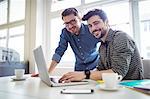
<box><xmin>52</xmin><ymin>30</ymin><xmax>69</xmax><ymax>63</ymax></box>
<box><xmin>110</xmin><ymin>33</ymin><xmax>135</xmax><ymax>78</ymax></box>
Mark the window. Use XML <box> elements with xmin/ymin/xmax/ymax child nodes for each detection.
<box><xmin>83</xmin><ymin>2</ymin><xmax>131</xmax><ymax>37</ymax></box>
<box><xmin>51</xmin><ymin>0</ymin><xmax>81</xmax><ymax>12</ymax></box>
<box><xmin>102</xmin><ymin>2</ymin><xmax>130</xmax><ymax>37</ymax></box>
<box><xmin>139</xmin><ymin>0</ymin><xmax>150</xmax><ymax>59</ymax></box>
<box><xmin>0</xmin><ymin>29</ymin><xmax>7</xmax><ymax>47</ymax></box>
<box><xmin>9</xmin><ymin>26</ymin><xmax>24</xmax><ymax>61</ymax></box>
<box><xmin>0</xmin><ymin>0</ymin><xmax>7</xmax><ymax>25</ymax></box>
<box><xmin>9</xmin><ymin>0</ymin><xmax>25</xmax><ymax>22</ymax></box>
<box><xmin>0</xmin><ymin>0</ymin><xmax>25</xmax><ymax>61</ymax></box>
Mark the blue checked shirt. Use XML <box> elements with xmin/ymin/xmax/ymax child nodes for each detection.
<box><xmin>52</xmin><ymin>24</ymin><xmax>100</xmax><ymax>71</ymax></box>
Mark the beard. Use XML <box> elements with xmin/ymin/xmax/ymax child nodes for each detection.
<box><xmin>100</xmin><ymin>29</ymin><xmax>107</xmax><ymax>39</ymax></box>
<box><xmin>68</xmin><ymin>26</ymin><xmax>79</xmax><ymax>35</ymax></box>
<box><xmin>92</xmin><ymin>28</ymin><xmax>106</xmax><ymax>39</ymax></box>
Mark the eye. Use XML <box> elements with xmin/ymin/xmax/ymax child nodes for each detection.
<box><xmin>93</xmin><ymin>21</ymin><xmax>100</xmax><ymax>26</ymax></box>
<box><xmin>63</xmin><ymin>19</ymin><xmax>77</xmax><ymax>27</ymax></box>
<box><xmin>88</xmin><ymin>24</ymin><xmax>92</xmax><ymax>28</ymax></box>
<box><xmin>71</xmin><ymin>19</ymin><xmax>76</xmax><ymax>23</ymax></box>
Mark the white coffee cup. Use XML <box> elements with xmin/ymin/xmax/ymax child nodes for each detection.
<box><xmin>102</xmin><ymin>73</ymin><xmax>122</xmax><ymax>89</ymax></box>
<box><xmin>14</xmin><ymin>69</ymin><xmax>25</xmax><ymax>79</ymax></box>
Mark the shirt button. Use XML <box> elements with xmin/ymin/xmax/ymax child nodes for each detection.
<box><xmin>79</xmin><ymin>46</ymin><xmax>82</xmax><ymax>49</ymax></box>
<box><xmin>78</xmin><ymin>39</ymin><xmax>80</xmax><ymax>41</ymax></box>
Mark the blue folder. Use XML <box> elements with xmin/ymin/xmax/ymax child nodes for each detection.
<box><xmin>120</xmin><ymin>80</ymin><xmax>150</xmax><ymax>91</ymax></box>
<box><xmin>119</xmin><ymin>80</ymin><xmax>150</xmax><ymax>87</ymax></box>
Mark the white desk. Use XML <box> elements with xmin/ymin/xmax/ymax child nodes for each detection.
<box><xmin>0</xmin><ymin>76</ymin><xmax>149</xmax><ymax>99</ymax></box>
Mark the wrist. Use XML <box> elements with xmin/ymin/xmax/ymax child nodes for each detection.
<box><xmin>84</xmin><ymin>70</ymin><xmax>91</xmax><ymax>79</ymax></box>
<box><xmin>82</xmin><ymin>72</ymin><xmax>86</xmax><ymax>79</ymax></box>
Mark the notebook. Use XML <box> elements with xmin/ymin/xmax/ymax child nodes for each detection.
<box><xmin>33</xmin><ymin>45</ymin><xmax>88</xmax><ymax>87</ymax></box>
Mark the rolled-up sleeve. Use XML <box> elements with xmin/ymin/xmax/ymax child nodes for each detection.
<box><xmin>111</xmin><ymin>34</ymin><xmax>135</xmax><ymax>78</ymax></box>
<box><xmin>52</xmin><ymin>53</ymin><xmax>61</xmax><ymax>62</ymax></box>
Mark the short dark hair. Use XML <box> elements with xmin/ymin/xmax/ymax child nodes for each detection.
<box><xmin>82</xmin><ymin>9</ymin><xmax>108</xmax><ymax>22</ymax></box>
<box><xmin>61</xmin><ymin>8</ymin><xmax>78</xmax><ymax>20</ymax></box>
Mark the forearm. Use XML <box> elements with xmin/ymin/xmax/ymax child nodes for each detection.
<box><xmin>48</xmin><ymin>60</ymin><xmax>58</xmax><ymax>73</ymax></box>
<box><xmin>90</xmin><ymin>69</ymin><xmax>114</xmax><ymax>80</ymax></box>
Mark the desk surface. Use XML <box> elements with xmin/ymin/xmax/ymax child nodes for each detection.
<box><xmin>0</xmin><ymin>76</ymin><xmax>149</xmax><ymax>99</ymax></box>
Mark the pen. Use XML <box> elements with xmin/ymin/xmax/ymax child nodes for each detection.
<box><xmin>61</xmin><ymin>89</ymin><xmax>94</xmax><ymax>94</ymax></box>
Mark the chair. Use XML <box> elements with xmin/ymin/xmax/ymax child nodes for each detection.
<box><xmin>142</xmin><ymin>59</ymin><xmax>150</xmax><ymax>79</ymax></box>
<box><xmin>0</xmin><ymin>47</ymin><xmax>29</xmax><ymax>77</ymax></box>
<box><xmin>0</xmin><ymin>61</ymin><xmax>29</xmax><ymax>77</ymax></box>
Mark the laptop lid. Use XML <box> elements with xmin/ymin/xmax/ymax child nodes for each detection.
<box><xmin>33</xmin><ymin>46</ymin><xmax>88</xmax><ymax>87</ymax></box>
<box><xmin>33</xmin><ymin>46</ymin><xmax>52</xmax><ymax>86</ymax></box>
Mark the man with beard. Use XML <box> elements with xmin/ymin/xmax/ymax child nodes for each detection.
<box><xmin>48</xmin><ymin>8</ymin><xmax>99</xmax><ymax>73</ymax></box>
<box><xmin>59</xmin><ymin>9</ymin><xmax>143</xmax><ymax>83</ymax></box>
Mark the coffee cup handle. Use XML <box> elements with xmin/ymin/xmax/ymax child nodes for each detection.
<box><xmin>118</xmin><ymin>75</ymin><xmax>122</xmax><ymax>81</ymax></box>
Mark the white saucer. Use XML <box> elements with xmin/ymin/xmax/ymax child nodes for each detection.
<box><xmin>99</xmin><ymin>85</ymin><xmax>121</xmax><ymax>91</ymax></box>
<box><xmin>11</xmin><ymin>77</ymin><xmax>26</xmax><ymax>81</ymax></box>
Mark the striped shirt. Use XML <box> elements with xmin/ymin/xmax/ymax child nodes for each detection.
<box><xmin>97</xmin><ymin>29</ymin><xmax>144</xmax><ymax>80</ymax></box>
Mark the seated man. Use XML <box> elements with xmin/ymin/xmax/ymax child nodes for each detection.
<box><xmin>59</xmin><ymin>9</ymin><xmax>144</xmax><ymax>83</ymax></box>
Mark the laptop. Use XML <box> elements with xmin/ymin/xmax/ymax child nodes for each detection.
<box><xmin>33</xmin><ymin>45</ymin><xmax>88</xmax><ymax>87</ymax></box>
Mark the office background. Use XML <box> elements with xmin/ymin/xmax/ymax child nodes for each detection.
<box><xmin>0</xmin><ymin>0</ymin><xmax>150</xmax><ymax>74</ymax></box>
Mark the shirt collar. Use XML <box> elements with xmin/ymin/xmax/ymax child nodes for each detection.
<box><xmin>70</xmin><ymin>23</ymin><xmax>85</xmax><ymax>36</ymax></box>
<box><xmin>79</xmin><ymin>23</ymin><xmax>86</xmax><ymax>35</ymax></box>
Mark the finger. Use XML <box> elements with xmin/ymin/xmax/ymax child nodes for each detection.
<box><xmin>64</xmin><ymin>76</ymin><xmax>75</xmax><ymax>83</ymax></box>
<box><xmin>64</xmin><ymin>79</ymin><xmax>71</xmax><ymax>83</ymax></box>
<box><xmin>59</xmin><ymin>74</ymin><xmax>74</xmax><ymax>83</ymax></box>
<box><xmin>59</xmin><ymin>73</ymin><xmax>69</xmax><ymax>80</ymax></box>
<box><xmin>59</xmin><ymin>76</ymin><xmax>66</xmax><ymax>83</ymax></box>
<box><xmin>62</xmin><ymin>75</ymin><xmax>73</xmax><ymax>81</ymax></box>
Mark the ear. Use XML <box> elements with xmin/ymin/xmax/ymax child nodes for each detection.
<box><xmin>77</xmin><ymin>15</ymin><xmax>82</xmax><ymax>21</ymax></box>
<box><xmin>104</xmin><ymin>20</ymin><xmax>109</xmax><ymax>27</ymax></box>
<box><xmin>105</xmin><ymin>19</ymin><xmax>108</xmax><ymax>24</ymax></box>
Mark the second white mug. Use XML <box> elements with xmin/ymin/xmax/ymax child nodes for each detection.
<box><xmin>102</xmin><ymin>73</ymin><xmax>122</xmax><ymax>89</ymax></box>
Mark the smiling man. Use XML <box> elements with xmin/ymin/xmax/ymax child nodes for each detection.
<box><xmin>59</xmin><ymin>9</ymin><xmax>144</xmax><ymax>83</ymax></box>
<box><xmin>48</xmin><ymin>8</ymin><xmax>99</xmax><ymax>73</ymax></box>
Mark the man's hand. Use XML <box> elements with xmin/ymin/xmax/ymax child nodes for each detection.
<box><xmin>59</xmin><ymin>72</ymin><xmax>86</xmax><ymax>83</ymax></box>
<box><xmin>31</xmin><ymin>73</ymin><xmax>39</xmax><ymax>77</ymax></box>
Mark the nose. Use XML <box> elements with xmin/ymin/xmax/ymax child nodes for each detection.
<box><xmin>90</xmin><ymin>25</ymin><xmax>96</xmax><ymax>33</ymax></box>
<box><xmin>68</xmin><ymin>23</ymin><xmax>73</xmax><ymax>29</ymax></box>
